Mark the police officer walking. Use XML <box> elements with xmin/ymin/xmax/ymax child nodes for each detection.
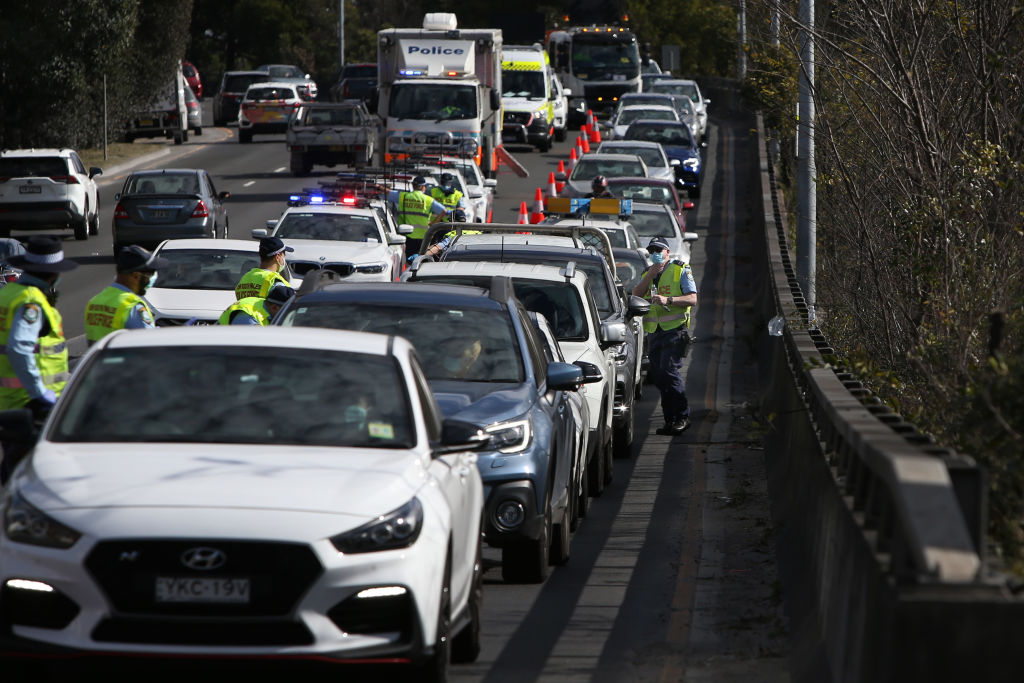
<box><xmin>387</xmin><ymin>175</ymin><xmax>449</xmax><ymax>255</ymax></box>
<box><xmin>219</xmin><ymin>284</ymin><xmax>295</xmax><ymax>326</ymax></box>
<box><xmin>84</xmin><ymin>245</ymin><xmax>168</xmax><ymax>345</ymax></box>
<box><xmin>632</xmin><ymin>236</ymin><xmax>697</xmax><ymax>434</ymax></box>
<box><xmin>235</xmin><ymin>236</ymin><xmax>293</xmax><ymax>300</ymax></box>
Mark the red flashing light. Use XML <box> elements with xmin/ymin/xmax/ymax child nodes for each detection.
<box><xmin>341</xmin><ymin>196</ymin><xmax>357</xmax><ymax>205</ymax></box>
<box><xmin>190</xmin><ymin>200</ymin><xmax>209</xmax><ymax>218</ymax></box>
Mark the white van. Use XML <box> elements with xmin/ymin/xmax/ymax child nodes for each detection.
<box><xmin>501</xmin><ymin>45</ymin><xmax>558</xmax><ymax>152</ymax></box>
<box><xmin>125</xmin><ymin>62</ymin><xmax>189</xmax><ymax>145</ymax></box>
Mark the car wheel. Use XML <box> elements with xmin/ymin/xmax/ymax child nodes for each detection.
<box><xmin>555</xmin><ymin>127</ymin><xmax>566</xmax><ymax>142</ymax></box>
<box><xmin>537</xmin><ymin>136</ymin><xmax>551</xmax><ymax>153</ymax></box>
<box><xmin>88</xmin><ymin>205</ymin><xmax>99</xmax><ymax>236</ymax></box>
<box><xmin>502</xmin><ymin>503</ymin><xmax>550</xmax><ymax>584</ymax></box>
<box><xmin>417</xmin><ymin>550</ymin><xmax>451</xmax><ymax>682</ymax></box>
<box><xmin>451</xmin><ymin>532</ymin><xmax>483</xmax><ymax>664</ymax></box>
<box><xmin>173</xmin><ymin>131</ymin><xmax>183</xmax><ymax>145</ymax></box>
<box><xmin>613</xmin><ymin>409</ymin><xmax>634</xmax><ymax>459</ymax></box>
<box><xmin>634</xmin><ymin>378</ymin><xmax>644</xmax><ymax>400</ymax></box>
<box><xmin>290</xmin><ymin>154</ymin><xmax>309</xmax><ymax>176</ymax></box>
<box><xmin>194</xmin><ymin>126</ymin><xmax>203</xmax><ymax>136</ymax></box>
<box><xmin>689</xmin><ymin>186</ymin><xmax>701</xmax><ymax>199</ymax></box>
<box><xmin>73</xmin><ymin>213</ymin><xmax>88</xmax><ymax>241</ymax></box>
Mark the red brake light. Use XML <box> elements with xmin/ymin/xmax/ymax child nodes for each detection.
<box><xmin>341</xmin><ymin>196</ymin><xmax>357</xmax><ymax>205</ymax></box>
<box><xmin>191</xmin><ymin>200</ymin><xmax>209</xmax><ymax>218</ymax></box>
<box><xmin>113</xmin><ymin>203</ymin><xmax>129</xmax><ymax>219</ymax></box>
<box><xmin>49</xmin><ymin>175</ymin><xmax>79</xmax><ymax>184</ymax></box>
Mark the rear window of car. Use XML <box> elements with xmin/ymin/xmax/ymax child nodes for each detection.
<box><xmin>246</xmin><ymin>86</ymin><xmax>297</xmax><ymax>101</ymax></box>
<box><xmin>126</xmin><ymin>173</ymin><xmax>199</xmax><ymax>195</ymax></box>
<box><xmin>266</xmin><ymin>65</ymin><xmax>304</xmax><ymax>79</ymax></box>
<box><xmin>608</xmin><ymin>184</ymin><xmax>674</xmax><ymax>207</ymax></box>
<box><xmin>629</xmin><ymin>210</ymin><xmax>678</xmax><ymax>238</ymax></box>
<box><xmin>223</xmin><ymin>74</ymin><xmax>267</xmax><ymax>92</ymax></box>
<box><xmin>298</xmin><ymin>107</ymin><xmax>356</xmax><ymax>126</ymax></box>
<box><xmin>601</xmin><ymin>146</ymin><xmax>665</xmax><ymax>168</ymax></box>
<box><xmin>624</xmin><ymin>124</ymin><xmax>692</xmax><ymax>147</ymax></box>
<box><xmin>154</xmin><ymin>249</ymin><xmax>260</xmax><ymax>291</ymax></box>
<box><xmin>343</xmin><ymin>65</ymin><xmax>377</xmax><ymax>78</ymax></box>
<box><xmin>0</xmin><ymin>157</ymin><xmax>68</xmax><ymax>178</ymax></box>
<box><xmin>571</xmin><ymin>157</ymin><xmax>646</xmax><ymax>181</ymax></box>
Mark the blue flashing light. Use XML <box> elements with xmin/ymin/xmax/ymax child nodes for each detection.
<box><xmin>310</xmin><ymin>195</ymin><xmax>325</xmax><ymax>204</ymax></box>
<box><xmin>288</xmin><ymin>195</ymin><xmax>301</xmax><ymax>202</ymax></box>
<box><xmin>399</xmin><ymin>69</ymin><xmax>424</xmax><ymax>76</ymax></box>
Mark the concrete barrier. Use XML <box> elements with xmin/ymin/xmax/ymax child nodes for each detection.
<box><xmin>752</xmin><ymin>113</ymin><xmax>1024</xmax><ymax>682</ymax></box>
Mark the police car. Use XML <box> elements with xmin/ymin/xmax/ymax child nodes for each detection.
<box><xmin>252</xmin><ymin>189</ymin><xmax>413</xmax><ymax>282</ymax></box>
<box><xmin>0</xmin><ymin>327</ymin><xmax>487</xmax><ymax>675</ymax></box>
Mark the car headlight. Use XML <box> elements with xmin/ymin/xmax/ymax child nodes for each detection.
<box><xmin>3</xmin><ymin>492</ymin><xmax>81</xmax><ymax>549</ymax></box>
<box><xmin>330</xmin><ymin>498</ymin><xmax>423</xmax><ymax>554</ymax></box>
<box><xmin>534</xmin><ymin>109</ymin><xmax>548</xmax><ymax>122</ymax></box>
<box><xmin>355</xmin><ymin>263</ymin><xmax>387</xmax><ymax>274</ymax></box>
<box><xmin>485</xmin><ymin>418</ymin><xmax>532</xmax><ymax>454</ymax></box>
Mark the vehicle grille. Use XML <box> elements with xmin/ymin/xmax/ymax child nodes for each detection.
<box><xmin>504</xmin><ymin>111</ymin><xmax>532</xmax><ymax>126</ymax></box>
<box><xmin>84</xmin><ymin>539</ymin><xmax>323</xmax><ymax>618</ymax></box>
<box><xmin>290</xmin><ymin>261</ymin><xmax>355</xmax><ymax>278</ymax></box>
<box><xmin>92</xmin><ymin>618</ymin><xmax>314</xmax><ymax>646</ymax></box>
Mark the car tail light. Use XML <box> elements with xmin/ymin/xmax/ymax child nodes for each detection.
<box><xmin>191</xmin><ymin>200</ymin><xmax>209</xmax><ymax>218</ymax></box>
<box><xmin>341</xmin><ymin>196</ymin><xmax>357</xmax><ymax>205</ymax></box>
<box><xmin>48</xmin><ymin>175</ymin><xmax>79</xmax><ymax>184</ymax></box>
<box><xmin>113</xmin><ymin>203</ymin><xmax>129</xmax><ymax>219</ymax></box>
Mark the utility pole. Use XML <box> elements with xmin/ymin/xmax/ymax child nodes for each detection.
<box><xmin>769</xmin><ymin>0</ymin><xmax>781</xmax><ymax>164</ymax></box>
<box><xmin>737</xmin><ymin>0</ymin><xmax>747</xmax><ymax>79</ymax></box>
<box><xmin>339</xmin><ymin>0</ymin><xmax>345</xmax><ymax>72</ymax></box>
<box><xmin>797</xmin><ymin>0</ymin><xmax>816</xmax><ymax>318</ymax></box>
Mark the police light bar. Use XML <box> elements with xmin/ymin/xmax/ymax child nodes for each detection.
<box><xmin>399</xmin><ymin>69</ymin><xmax>425</xmax><ymax>76</ymax></box>
<box><xmin>545</xmin><ymin>197</ymin><xmax>632</xmax><ymax>216</ymax></box>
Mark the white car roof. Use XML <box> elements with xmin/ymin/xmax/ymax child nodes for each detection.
<box><xmin>279</xmin><ymin>204</ymin><xmax>377</xmax><ymax>218</ymax></box>
<box><xmin>0</xmin><ymin>148</ymin><xmax>77</xmax><ymax>158</ymax></box>
<box><xmin>243</xmin><ymin>82</ymin><xmax>300</xmax><ymax>94</ymax></box>
<box><xmin>154</xmin><ymin>238</ymin><xmax>261</xmax><ymax>253</ymax></box>
<box><xmin>415</xmin><ymin>259</ymin><xmax>588</xmax><ymax>285</ymax></box>
<box><xmin>96</xmin><ymin>325</ymin><xmax>404</xmax><ymax>357</ymax></box>
<box><xmin>455</xmin><ymin>234</ymin><xmax>575</xmax><ymax>248</ymax></box>
<box><xmin>599</xmin><ymin>140</ymin><xmax>665</xmax><ymax>151</ymax></box>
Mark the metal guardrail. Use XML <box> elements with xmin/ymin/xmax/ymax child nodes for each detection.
<box><xmin>757</xmin><ymin>116</ymin><xmax>983</xmax><ymax>584</ymax></box>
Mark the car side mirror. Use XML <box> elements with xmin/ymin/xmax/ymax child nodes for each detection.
<box><xmin>114</xmin><ymin>192</ymin><xmax>121</xmax><ymax>201</ymax></box>
<box><xmin>397</xmin><ymin>224</ymin><xmax>415</xmax><ymax>235</ymax></box>
<box><xmin>434</xmin><ymin>418</ymin><xmax>490</xmax><ymax>456</ymax></box>
<box><xmin>684</xmin><ymin>231</ymin><xmax>699</xmax><ymax>243</ymax></box>
<box><xmin>701</xmin><ymin>141</ymin><xmax>707</xmax><ymax>149</ymax></box>
<box><xmin>490</xmin><ymin>89</ymin><xmax>501</xmax><ymax>110</ymax></box>
<box><xmin>388</xmin><ymin>234</ymin><xmax>407</xmax><ymax>245</ymax></box>
<box><xmin>627</xmin><ymin>295</ymin><xmax>651</xmax><ymax>318</ymax></box>
<box><xmin>546</xmin><ymin>361</ymin><xmax>583</xmax><ymax>391</ymax></box>
<box><xmin>704</xmin><ymin>98</ymin><xmax>711</xmax><ymax>106</ymax></box>
<box><xmin>484</xmin><ymin>179</ymin><xmax>497</xmax><ymax>188</ymax></box>
<box><xmin>251</xmin><ymin>228</ymin><xmax>269</xmax><ymax>238</ymax></box>
<box><xmin>89</xmin><ymin>167</ymin><xmax>103</xmax><ymax>179</ymax></box>
<box><xmin>600</xmin><ymin>320</ymin><xmax>628</xmax><ymax>348</ymax></box>
<box><xmin>669</xmin><ymin>159</ymin><xmax>680</xmax><ymax>166</ymax></box>
<box><xmin>219</xmin><ymin>191</ymin><xmax>231</xmax><ymax>199</ymax></box>
<box><xmin>573</xmin><ymin>361</ymin><xmax>603</xmax><ymax>384</ymax></box>
<box><xmin>555</xmin><ymin>173</ymin><xmax>567</xmax><ymax>183</ymax></box>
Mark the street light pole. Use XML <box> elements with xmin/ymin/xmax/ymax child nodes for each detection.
<box><xmin>339</xmin><ymin>0</ymin><xmax>345</xmax><ymax>72</ymax></box>
<box><xmin>797</xmin><ymin>0</ymin><xmax>816</xmax><ymax>318</ymax></box>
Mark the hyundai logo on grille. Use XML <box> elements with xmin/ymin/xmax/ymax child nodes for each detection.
<box><xmin>180</xmin><ymin>547</ymin><xmax>227</xmax><ymax>571</ymax></box>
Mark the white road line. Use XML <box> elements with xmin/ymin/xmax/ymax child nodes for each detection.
<box><xmin>243</xmin><ymin>181</ymin><xmax>255</xmax><ymax>187</ymax></box>
<box><xmin>274</xmin><ymin>167</ymin><xmax>286</xmax><ymax>173</ymax></box>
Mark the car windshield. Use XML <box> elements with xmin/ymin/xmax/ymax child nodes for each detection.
<box><xmin>571</xmin><ymin>157</ymin><xmax>646</xmax><ymax>181</ymax></box>
<box><xmin>0</xmin><ymin>157</ymin><xmax>67</xmax><ymax>178</ymax></box>
<box><xmin>502</xmin><ymin>70</ymin><xmax>546</xmax><ymax>98</ymax></box>
<box><xmin>125</xmin><ymin>174</ymin><xmax>198</xmax><ymax>195</ymax></box>
<box><xmin>651</xmin><ymin>82</ymin><xmax>699</xmax><ymax>102</ymax></box>
<box><xmin>51</xmin><ymin>346</ymin><xmax>414</xmax><ymax>448</ymax></box>
<box><xmin>601</xmin><ymin>145</ymin><xmax>666</xmax><ymax>168</ymax></box>
<box><xmin>265</xmin><ymin>65</ymin><xmax>305</xmax><ymax>79</ymax></box>
<box><xmin>615</xmin><ymin>253</ymin><xmax>647</xmax><ymax>291</ymax></box>
<box><xmin>624</xmin><ymin>124</ymin><xmax>693</xmax><ymax>147</ymax></box>
<box><xmin>297</xmin><ymin>107</ymin><xmax>356</xmax><ymax>125</ymax></box>
<box><xmin>153</xmin><ymin>249</ymin><xmax>260</xmax><ymax>290</ymax></box>
<box><xmin>616</xmin><ymin>108</ymin><xmax>675</xmax><ymax>126</ymax></box>
<box><xmin>343</xmin><ymin>65</ymin><xmax>377</xmax><ymax>78</ymax></box>
<box><xmin>607</xmin><ymin>183</ymin><xmax>676</xmax><ymax>208</ymax></box>
<box><xmin>599</xmin><ymin>228</ymin><xmax>628</xmax><ymax>248</ymax></box>
<box><xmin>283</xmin><ymin>302</ymin><xmax>524</xmax><ymax>383</ymax></box>
<box><xmin>275</xmin><ymin>212</ymin><xmax>382</xmax><ymax>241</ymax></box>
<box><xmin>246</xmin><ymin>86</ymin><xmax>297</xmax><ymax>101</ymax></box>
<box><xmin>629</xmin><ymin>209</ymin><xmax>678</xmax><ymax>238</ymax></box>
<box><xmin>390</xmin><ymin>83</ymin><xmax>478</xmax><ymax>120</ymax></box>
<box><xmin>224</xmin><ymin>74</ymin><xmax>267</xmax><ymax>92</ymax></box>
<box><xmin>571</xmin><ymin>40</ymin><xmax>641</xmax><ymax>78</ymax></box>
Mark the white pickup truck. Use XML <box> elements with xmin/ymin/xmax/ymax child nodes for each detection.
<box><xmin>286</xmin><ymin>101</ymin><xmax>379</xmax><ymax>175</ymax></box>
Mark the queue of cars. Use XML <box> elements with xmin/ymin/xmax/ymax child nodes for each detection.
<box><xmin>0</xmin><ymin>71</ymin><xmax>713</xmax><ymax>678</ymax></box>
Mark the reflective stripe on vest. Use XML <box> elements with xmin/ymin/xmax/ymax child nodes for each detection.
<box><xmin>218</xmin><ymin>297</ymin><xmax>270</xmax><ymax>326</ymax></box>
<box><xmin>642</xmin><ymin>262</ymin><xmax>692</xmax><ymax>333</ymax></box>
<box><xmin>0</xmin><ymin>283</ymin><xmax>69</xmax><ymax>408</ymax></box>
<box><xmin>235</xmin><ymin>268</ymin><xmax>288</xmax><ymax>301</ymax></box>
<box><xmin>430</xmin><ymin>187</ymin><xmax>464</xmax><ymax>211</ymax></box>
<box><xmin>84</xmin><ymin>286</ymin><xmax>150</xmax><ymax>343</ymax></box>
<box><xmin>399</xmin><ymin>191</ymin><xmax>433</xmax><ymax>238</ymax></box>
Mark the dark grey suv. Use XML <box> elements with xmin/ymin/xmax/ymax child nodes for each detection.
<box><xmin>212</xmin><ymin>70</ymin><xmax>269</xmax><ymax>126</ymax></box>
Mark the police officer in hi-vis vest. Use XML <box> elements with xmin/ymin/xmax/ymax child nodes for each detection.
<box><xmin>386</xmin><ymin>176</ymin><xmax>449</xmax><ymax>255</ymax></box>
<box><xmin>235</xmin><ymin>236</ymin><xmax>293</xmax><ymax>300</ymax></box>
<box><xmin>84</xmin><ymin>245</ymin><xmax>168</xmax><ymax>345</ymax></box>
<box><xmin>0</xmin><ymin>237</ymin><xmax>77</xmax><ymax>481</ymax></box>
<box><xmin>219</xmin><ymin>284</ymin><xmax>295</xmax><ymax>326</ymax></box>
<box><xmin>632</xmin><ymin>236</ymin><xmax>698</xmax><ymax>435</ymax></box>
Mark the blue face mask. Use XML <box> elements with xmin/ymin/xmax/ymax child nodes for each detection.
<box><xmin>650</xmin><ymin>252</ymin><xmax>666</xmax><ymax>264</ymax></box>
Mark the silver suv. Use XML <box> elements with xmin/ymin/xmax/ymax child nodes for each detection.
<box><xmin>0</xmin><ymin>148</ymin><xmax>102</xmax><ymax>240</ymax></box>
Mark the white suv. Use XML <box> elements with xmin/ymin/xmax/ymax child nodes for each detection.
<box><xmin>0</xmin><ymin>148</ymin><xmax>102</xmax><ymax>240</ymax></box>
<box><xmin>253</xmin><ymin>198</ymin><xmax>413</xmax><ymax>282</ymax></box>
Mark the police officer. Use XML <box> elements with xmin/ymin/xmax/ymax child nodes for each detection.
<box><xmin>423</xmin><ymin>209</ymin><xmax>482</xmax><ymax>258</ymax></box>
<box><xmin>84</xmin><ymin>245</ymin><xmax>168</xmax><ymax>345</ymax></box>
<box><xmin>586</xmin><ymin>175</ymin><xmax>613</xmax><ymax>198</ymax></box>
<box><xmin>387</xmin><ymin>176</ymin><xmax>448</xmax><ymax>255</ymax></box>
<box><xmin>235</xmin><ymin>236</ymin><xmax>293</xmax><ymax>300</ymax></box>
<box><xmin>429</xmin><ymin>172</ymin><xmax>467</xmax><ymax>214</ymax></box>
<box><xmin>632</xmin><ymin>236</ymin><xmax>697</xmax><ymax>434</ymax></box>
<box><xmin>219</xmin><ymin>284</ymin><xmax>295</xmax><ymax>326</ymax></box>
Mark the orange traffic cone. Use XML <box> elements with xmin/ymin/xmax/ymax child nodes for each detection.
<box><xmin>555</xmin><ymin>160</ymin><xmax>566</xmax><ymax>193</ymax></box>
<box><xmin>586</xmin><ymin>109</ymin><xmax>596</xmax><ymax>130</ymax></box>
<box><xmin>517</xmin><ymin>200</ymin><xmax>529</xmax><ymax>225</ymax></box>
<box><xmin>547</xmin><ymin>171</ymin><xmax>558</xmax><ymax>198</ymax></box>
<box><xmin>568</xmin><ymin>148</ymin><xmax>578</xmax><ymax>172</ymax></box>
<box><xmin>580</xmin><ymin>135</ymin><xmax>591</xmax><ymax>154</ymax></box>
<box><xmin>589</xmin><ymin>123</ymin><xmax>602</xmax><ymax>143</ymax></box>
<box><xmin>530</xmin><ymin>187</ymin><xmax>546</xmax><ymax>223</ymax></box>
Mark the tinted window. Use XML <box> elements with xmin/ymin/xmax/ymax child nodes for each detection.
<box><xmin>629</xmin><ymin>209</ymin><xmax>679</xmax><ymax>238</ymax></box>
<box><xmin>53</xmin><ymin>347</ymin><xmax>414</xmax><ymax>448</ymax></box>
<box><xmin>246</xmin><ymin>86</ymin><xmax>297</xmax><ymax>101</ymax></box>
<box><xmin>155</xmin><ymin>249</ymin><xmax>259</xmax><ymax>290</ymax></box>
<box><xmin>283</xmin><ymin>302</ymin><xmax>524</xmax><ymax>383</ymax></box>
<box><xmin>616</xmin><ymin>108</ymin><xmax>675</xmax><ymax>125</ymax></box>
<box><xmin>343</xmin><ymin>65</ymin><xmax>377</xmax><ymax>79</ymax></box>
<box><xmin>571</xmin><ymin>157</ymin><xmax>646</xmax><ymax>181</ymax></box>
<box><xmin>615</xmin><ymin>253</ymin><xmax>647</xmax><ymax>291</ymax></box>
<box><xmin>276</xmin><ymin>212</ymin><xmax>382</xmax><ymax>241</ymax></box>
<box><xmin>607</xmin><ymin>183</ymin><xmax>675</xmax><ymax>207</ymax></box>
<box><xmin>0</xmin><ymin>157</ymin><xmax>68</xmax><ymax>178</ymax></box>
<box><xmin>266</xmin><ymin>65</ymin><xmax>305</xmax><ymax>79</ymax></box>
<box><xmin>624</xmin><ymin>123</ymin><xmax>693</xmax><ymax>146</ymax></box>
<box><xmin>601</xmin><ymin>145</ymin><xmax>665</xmax><ymax>167</ymax></box>
<box><xmin>223</xmin><ymin>74</ymin><xmax>267</xmax><ymax>92</ymax></box>
<box><xmin>126</xmin><ymin>173</ymin><xmax>198</xmax><ymax>195</ymax></box>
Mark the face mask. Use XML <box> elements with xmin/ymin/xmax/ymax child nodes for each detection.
<box><xmin>443</xmin><ymin>357</ymin><xmax>463</xmax><ymax>373</ymax></box>
<box><xmin>143</xmin><ymin>271</ymin><xmax>158</xmax><ymax>293</ymax></box>
<box><xmin>344</xmin><ymin>404</ymin><xmax>367</xmax><ymax>426</ymax></box>
<box><xmin>650</xmin><ymin>252</ymin><xmax>666</xmax><ymax>264</ymax></box>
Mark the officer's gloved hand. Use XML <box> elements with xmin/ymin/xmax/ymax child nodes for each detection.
<box><xmin>26</xmin><ymin>392</ymin><xmax>55</xmax><ymax>425</ymax></box>
<box><xmin>407</xmin><ymin>254</ymin><xmax>419</xmax><ymax>263</ymax></box>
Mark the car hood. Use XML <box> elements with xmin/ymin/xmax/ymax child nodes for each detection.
<box><xmin>147</xmin><ymin>288</ymin><xmax>236</xmax><ymax>320</ymax></box>
<box><xmin>429</xmin><ymin>380</ymin><xmax>534</xmax><ymax>426</ymax></box>
<box><xmin>503</xmin><ymin>97</ymin><xmax>548</xmax><ymax>112</ymax></box>
<box><xmin>19</xmin><ymin>443</ymin><xmax>424</xmax><ymax>520</ymax></box>
<box><xmin>286</xmin><ymin>240</ymin><xmax>389</xmax><ymax>263</ymax></box>
<box><xmin>662</xmin><ymin>145</ymin><xmax>700</xmax><ymax>163</ymax></box>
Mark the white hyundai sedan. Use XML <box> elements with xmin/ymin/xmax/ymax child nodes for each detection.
<box><xmin>0</xmin><ymin>327</ymin><xmax>485</xmax><ymax>677</ymax></box>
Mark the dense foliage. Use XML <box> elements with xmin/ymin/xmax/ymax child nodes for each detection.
<box><xmin>744</xmin><ymin>1</ymin><xmax>1024</xmax><ymax>570</ymax></box>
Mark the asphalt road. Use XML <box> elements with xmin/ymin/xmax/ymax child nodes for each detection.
<box><xmin>17</xmin><ymin>100</ymin><xmax>793</xmax><ymax>680</ymax></box>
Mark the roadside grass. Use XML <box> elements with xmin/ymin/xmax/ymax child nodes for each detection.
<box><xmin>80</xmin><ymin>142</ymin><xmax>164</xmax><ymax>171</ymax></box>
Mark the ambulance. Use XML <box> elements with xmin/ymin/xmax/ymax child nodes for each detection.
<box><xmin>500</xmin><ymin>45</ymin><xmax>561</xmax><ymax>152</ymax></box>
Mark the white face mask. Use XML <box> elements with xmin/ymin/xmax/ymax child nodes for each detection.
<box><xmin>143</xmin><ymin>271</ymin><xmax>158</xmax><ymax>293</ymax></box>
